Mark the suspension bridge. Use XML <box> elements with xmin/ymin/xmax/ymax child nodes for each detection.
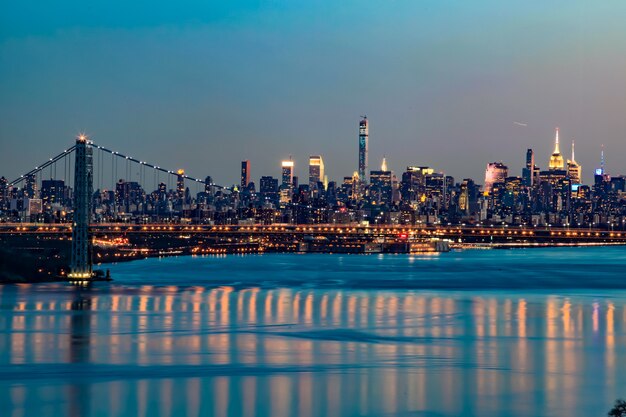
<box><xmin>4</xmin><ymin>134</ymin><xmax>232</xmax><ymax>281</ymax></box>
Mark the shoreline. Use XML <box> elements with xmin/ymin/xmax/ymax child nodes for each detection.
<box><xmin>2</xmin><ymin>241</ymin><xmax>625</xmax><ymax>284</ymax></box>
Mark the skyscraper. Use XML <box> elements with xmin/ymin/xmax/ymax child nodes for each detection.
<box><xmin>567</xmin><ymin>141</ymin><xmax>581</xmax><ymax>184</ymax></box>
<box><xmin>176</xmin><ymin>169</ymin><xmax>185</xmax><ymax>201</ymax></box>
<box><xmin>484</xmin><ymin>162</ymin><xmax>508</xmax><ymax>195</ymax></box>
<box><xmin>41</xmin><ymin>179</ymin><xmax>65</xmax><ymax>207</ymax></box>
<box><xmin>548</xmin><ymin>127</ymin><xmax>564</xmax><ymax>170</ymax></box>
<box><xmin>0</xmin><ymin>176</ymin><xmax>8</xmax><ymax>209</ymax></box>
<box><xmin>358</xmin><ymin>117</ymin><xmax>368</xmax><ymax>182</ymax></box>
<box><xmin>522</xmin><ymin>149</ymin><xmax>534</xmax><ymax>187</ymax></box>
<box><xmin>370</xmin><ymin>158</ymin><xmax>393</xmax><ymax>205</ymax></box>
<box><xmin>280</xmin><ymin>159</ymin><xmax>294</xmax><ymax>203</ymax></box>
<box><xmin>309</xmin><ymin>155</ymin><xmax>324</xmax><ymax>189</ymax></box>
<box><xmin>241</xmin><ymin>160</ymin><xmax>250</xmax><ymax>188</ymax></box>
<box><xmin>25</xmin><ymin>174</ymin><xmax>37</xmax><ymax>199</ymax></box>
<box><xmin>281</xmin><ymin>160</ymin><xmax>294</xmax><ymax>188</ymax></box>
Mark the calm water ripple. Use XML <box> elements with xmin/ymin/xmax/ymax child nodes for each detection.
<box><xmin>1</xmin><ymin>247</ymin><xmax>626</xmax><ymax>417</ymax></box>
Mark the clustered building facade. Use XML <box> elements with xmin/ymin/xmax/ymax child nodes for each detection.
<box><xmin>1</xmin><ymin>121</ymin><xmax>626</xmax><ymax>229</ymax></box>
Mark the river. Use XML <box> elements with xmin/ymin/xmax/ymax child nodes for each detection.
<box><xmin>1</xmin><ymin>247</ymin><xmax>626</xmax><ymax>416</ymax></box>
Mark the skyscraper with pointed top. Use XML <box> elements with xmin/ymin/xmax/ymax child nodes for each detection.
<box><xmin>358</xmin><ymin>117</ymin><xmax>368</xmax><ymax>183</ymax></box>
<box><xmin>593</xmin><ymin>145</ymin><xmax>607</xmax><ymax>178</ymax></box>
<box><xmin>567</xmin><ymin>140</ymin><xmax>581</xmax><ymax>184</ymax></box>
<box><xmin>548</xmin><ymin>127</ymin><xmax>564</xmax><ymax>170</ymax></box>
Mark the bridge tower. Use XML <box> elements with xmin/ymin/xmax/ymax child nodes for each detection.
<box><xmin>68</xmin><ymin>134</ymin><xmax>94</xmax><ymax>280</ymax></box>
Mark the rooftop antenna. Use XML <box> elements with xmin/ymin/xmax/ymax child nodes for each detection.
<box><xmin>601</xmin><ymin>144</ymin><xmax>605</xmax><ymax>174</ymax></box>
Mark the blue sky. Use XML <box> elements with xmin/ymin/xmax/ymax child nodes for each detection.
<box><xmin>1</xmin><ymin>1</ymin><xmax>625</xmax><ymax>186</ymax></box>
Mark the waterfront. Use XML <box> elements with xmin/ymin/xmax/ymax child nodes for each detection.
<box><xmin>2</xmin><ymin>247</ymin><xmax>626</xmax><ymax>416</ymax></box>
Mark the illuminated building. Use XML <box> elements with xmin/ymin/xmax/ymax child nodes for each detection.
<box><xmin>566</xmin><ymin>141</ymin><xmax>582</xmax><ymax>184</ymax></box>
<box><xmin>25</xmin><ymin>174</ymin><xmax>37</xmax><ymax>199</ymax></box>
<box><xmin>241</xmin><ymin>160</ymin><xmax>250</xmax><ymax>188</ymax></box>
<box><xmin>358</xmin><ymin>117</ymin><xmax>368</xmax><ymax>182</ymax></box>
<box><xmin>400</xmin><ymin>166</ymin><xmax>434</xmax><ymax>202</ymax></box>
<box><xmin>176</xmin><ymin>169</ymin><xmax>185</xmax><ymax>201</ymax></box>
<box><xmin>260</xmin><ymin>176</ymin><xmax>279</xmax><ymax>205</ymax></box>
<box><xmin>41</xmin><ymin>179</ymin><xmax>65</xmax><ymax>208</ymax></box>
<box><xmin>0</xmin><ymin>176</ymin><xmax>7</xmax><ymax>209</ymax></box>
<box><xmin>280</xmin><ymin>160</ymin><xmax>294</xmax><ymax>203</ymax></box>
<box><xmin>484</xmin><ymin>162</ymin><xmax>508</xmax><ymax>195</ymax></box>
<box><xmin>458</xmin><ymin>179</ymin><xmax>479</xmax><ymax>215</ymax></box>
<box><xmin>370</xmin><ymin>158</ymin><xmax>393</xmax><ymax>205</ymax></box>
<box><xmin>548</xmin><ymin>127</ymin><xmax>565</xmax><ymax>170</ymax></box>
<box><xmin>503</xmin><ymin>176</ymin><xmax>523</xmax><ymax>211</ymax></box>
<box><xmin>27</xmin><ymin>198</ymin><xmax>42</xmax><ymax>216</ymax></box>
<box><xmin>541</xmin><ymin>131</ymin><xmax>568</xmax><ymax>186</ymax></box>
<box><xmin>281</xmin><ymin>160</ymin><xmax>294</xmax><ymax>188</ymax></box>
<box><xmin>308</xmin><ymin>155</ymin><xmax>324</xmax><ymax>189</ymax></box>
<box><xmin>424</xmin><ymin>173</ymin><xmax>454</xmax><ymax>210</ymax></box>
<box><xmin>350</xmin><ymin>171</ymin><xmax>360</xmax><ymax>200</ymax></box>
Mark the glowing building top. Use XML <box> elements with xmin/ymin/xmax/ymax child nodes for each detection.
<box><xmin>548</xmin><ymin>127</ymin><xmax>564</xmax><ymax>170</ymax></box>
<box><xmin>567</xmin><ymin>140</ymin><xmax>581</xmax><ymax>184</ymax></box>
<box><xmin>484</xmin><ymin>161</ymin><xmax>508</xmax><ymax>195</ymax></box>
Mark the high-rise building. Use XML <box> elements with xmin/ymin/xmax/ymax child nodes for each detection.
<box><xmin>370</xmin><ymin>169</ymin><xmax>393</xmax><ymax>205</ymax></box>
<box><xmin>458</xmin><ymin>179</ymin><xmax>479</xmax><ymax>215</ymax></box>
<box><xmin>567</xmin><ymin>141</ymin><xmax>582</xmax><ymax>184</ymax></box>
<box><xmin>522</xmin><ymin>149</ymin><xmax>535</xmax><ymax>187</ymax></box>
<box><xmin>0</xmin><ymin>176</ymin><xmax>8</xmax><ymax>209</ymax></box>
<box><xmin>400</xmin><ymin>166</ymin><xmax>434</xmax><ymax>202</ymax></box>
<box><xmin>309</xmin><ymin>155</ymin><xmax>324</xmax><ymax>189</ymax></box>
<box><xmin>280</xmin><ymin>160</ymin><xmax>294</xmax><ymax>203</ymax></box>
<box><xmin>176</xmin><ymin>169</ymin><xmax>185</xmax><ymax>201</ymax></box>
<box><xmin>260</xmin><ymin>176</ymin><xmax>278</xmax><ymax>193</ymax></box>
<box><xmin>25</xmin><ymin>174</ymin><xmax>38</xmax><ymax>199</ymax></box>
<box><xmin>281</xmin><ymin>160</ymin><xmax>294</xmax><ymax>188</ymax></box>
<box><xmin>241</xmin><ymin>160</ymin><xmax>250</xmax><ymax>188</ymax></box>
<box><xmin>158</xmin><ymin>182</ymin><xmax>167</xmax><ymax>200</ymax></box>
<box><xmin>204</xmin><ymin>176</ymin><xmax>214</xmax><ymax>197</ymax></box>
<box><xmin>548</xmin><ymin>127</ymin><xmax>565</xmax><ymax>170</ymax></box>
<box><xmin>41</xmin><ymin>179</ymin><xmax>65</xmax><ymax>207</ymax></box>
<box><xmin>358</xmin><ymin>117</ymin><xmax>368</xmax><ymax>182</ymax></box>
<box><xmin>484</xmin><ymin>162</ymin><xmax>508</xmax><ymax>195</ymax></box>
<box><xmin>370</xmin><ymin>157</ymin><xmax>393</xmax><ymax>205</ymax></box>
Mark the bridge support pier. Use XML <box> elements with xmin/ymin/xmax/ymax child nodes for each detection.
<box><xmin>68</xmin><ymin>135</ymin><xmax>94</xmax><ymax>280</ymax></box>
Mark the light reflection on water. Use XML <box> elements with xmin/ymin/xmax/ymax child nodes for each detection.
<box><xmin>0</xmin><ymin>281</ymin><xmax>625</xmax><ymax>417</ymax></box>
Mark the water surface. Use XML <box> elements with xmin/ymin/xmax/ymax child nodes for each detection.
<box><xmin>1</xmin><ymin>247</ymin><xmax>626</xmax><ymax>417</ymax></box>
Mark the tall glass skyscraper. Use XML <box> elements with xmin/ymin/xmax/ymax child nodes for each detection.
<box><xmin>358</xmin><ymin>117</ymin><xmax>368</xmax><ymax>183</ymax></box>
<box><xmin>309</xmin><ymin>155</ymin><xmax>324</xmax><ymax>189</ymax></box>
<box><xmin>241</xmin><ymin>160</ymin><xmax>250</xmax><ymax>188</ymax></box>
<box><xmin>280</xmin><ymin>160</ymin><xmax>294</xmax><ymax>204</ymax></box>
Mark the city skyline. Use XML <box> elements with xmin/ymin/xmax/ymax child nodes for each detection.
<box><xmin>1</xmin><ymin>1</ymin><xmax>626</xmax><ymax>185</ymax></box>
<box><xmin>0</xmin><ymin>122</ymin><xmax>616</xmax><ymax>189</ymax></box>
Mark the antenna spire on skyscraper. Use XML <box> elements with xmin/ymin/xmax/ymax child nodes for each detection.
<box><xmin>601</xmin><ymin>144</ymin><xmax>605</xmax><ymax>174</ymax></box>
<box><xmin>553</xmin><ymin>127</ymin><xmax>560</xmax><ymax>154</ymax></box>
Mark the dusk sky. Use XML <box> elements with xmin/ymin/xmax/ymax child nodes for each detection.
<box><xmin>1</xmin><ymin>1</ymin><xmax>625</xmax><ymax>187</ymax></box>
